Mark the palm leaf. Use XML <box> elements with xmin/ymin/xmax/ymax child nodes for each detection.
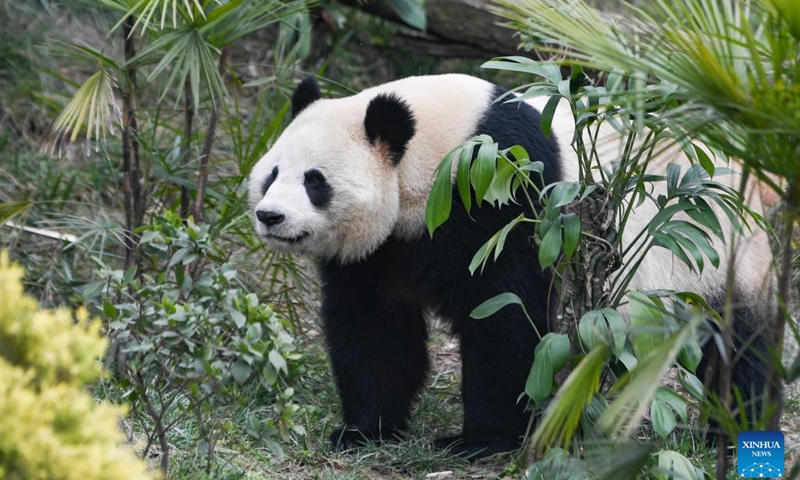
<box><xmin>45</xmin><ymin>68</ymin><xmax>119</xmax><ymax>155</ymax></box>
<box><xmin>493</xmin><ymin>0</ymin><xmax>800</xmax><ymax>183</ymax></box>
<box><xmin>102</xmin><ymin>0</ymin><xmax>205</xmax><ymax>33</ymax></box>
<box><xmin>531</xmin><ymin>343</ymin><xmax>609</xmax><ymax>449</ymax></box>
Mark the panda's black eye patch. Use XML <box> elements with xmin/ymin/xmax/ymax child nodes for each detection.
<box><xmin>261</xmin><ymin>166</ymin><xmax>279</xmax><ymax>196</ymax></box>
<box><xmin>304</xmin><ymin>169</ymin><xmax>332</xmax><ymax>209</ymax></box>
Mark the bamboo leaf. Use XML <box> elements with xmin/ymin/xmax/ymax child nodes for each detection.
<box><xmin>540</xmin><ymin>94</ymin><xmax>561</xmax><ymax>138</ymax></box>
<box><xmin>425</xmin><ymin>150</ymin><xmax>455</xmax><ymax>236</ymax></box>
<box><xmin>470</xmin><ymin>139</ymin><xmax>499</xmax><ymax>206</ymax></box>
<box><xmin>538</xmin><ymin>219</ymin><xmax>562</xmax><ymax>269</ymax></box>
<box><xmin>470</xmin><ymin>292</ymin><xmax>524</xmax><ymax>319</ymax></box>
<box><xmin>562</xmin><ymin>212</ymin><xmax>580</xmax><ymax>260</ymax></box>
<box><xmin>526</xmin><ymin>333</ymin><xmax>571</xmax><ymax>403</ymax></box>
<box><xmin>456</xmin><ymin>145</ymin><xmax>473</xmax><ymax>214</ymax></box>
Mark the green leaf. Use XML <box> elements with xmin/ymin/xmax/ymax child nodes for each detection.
<box><xmin>493</xmin><ymin>214</ymin><xmax>526</xmax><ymax>261</ymax></box>
<box><xmin>456</xmin><ymin>146</ymin><xmax>473</xmax><ymax>214</ymax></box>
<box><xmin>629</xmin><ymin>291</ymin><xmax>668</xmax><ymax>360</ymax></box>
<box><xmin>229</xmin><ymin>309</ymin><xmax>247</xmax><ymax>329</ymax></box>
<box><xmin>470</xmin><ymin>292</ymin><xmax>524</xmax><ymax>319</ymax></box>
<box><xmin>526</xmin><ymin>350</ymin><xmax>553</xmax><ymax>402</ymax></box>
<box><xmin>599</xmin><ymin>320</ymin><xmax>699</xmax><ymax>439</ymax></box>
<box><xmin>540</xmin><ymin>95</ymin><xmax>562</xmax><ymax>138</ymax></box>
<box><xmin>538</xmin><ymin>220</ymin><xmax>562</xmax><ymax>269</ymax></box>
<box><xmin>562</xmin><ymin>212</ymin><xmax>581</xmax><ymax>260</ymax></box>
<box><xmin>653</xmin><ymin>450</ymin><xmax>704</xmax><ymax>480</ymax></box>
<box><xmin>46</xmin><ymin>68</ymin><xmax>117</xmax><ymax>154</ymax></box>
<box><xmin>232</xmin><ymin>360</ymin><xmax>252</xmax><ymax>384</ymax></box>
<box><xmin>651</xmin><ymin>232</ymin><xmax>693</xmax><ymax>272</ymax></box>
<box><xmin>486</xmin><ymin>158</ymin><xmax>517</xmax><ymax>205</ymax></box>
<box><xmin>545</xmin><ymin>182</ymin><xmax>581</xmax><ymax>208</ymax></box>
<box><xmin>470</xmin><ymin>140</ymin><xmax>498</xmax><ymax>205</ymax></box>
<box><xmin>654</xmin><ymin>386</ymin><xmax>688</xmax><ymax>422</ymax></box>
<box><xmin>683</xmin><ymin>197</ymin><xmax>723</xmax><ymax>237</ymax></box>
<box><xmin>102</xmin><ymin>300</ymin><xmax>118</xmax><ymax>319</ymax></box>
<box><xmin>693</xmin><ymin>143</ymin><xmax>715</xmax><ymax>176</ymax></box>
<box><xmin>527</xmin><ymin>332</ymin><xmax>571</xmax><ymax>403</ymax></box>
<box><xmin>261</xmin><ymin>363</ymin><xmax>278</xmax><ymax>387</ymax></box>
<box><xmin>0</xmin><ymin>201</ymin><xmax>32</xmax><ymax>224</ymax></box>
<box><xmin>525</xmin><ymin>448</ymin><xmax>592</xmax><ymax>480</ymax></box>
<box><xmin>678</xmin><ymin>334</ymin><xmax>702</xmax><ymax>372</ymax></box>
<box><xmin>531</xmin><ymin>344</ymin><xmax>609</xmax><ymax>449</ymax></box>
<box><xmin>482</xmin><ymin>57</ymin><xmax>562</xmax><ymax>84</ymax></box>
<box><xmin>647</xmin><ymin>202</ymin><xmax>699</xmax><ymax>234</ymax></box>
<box><xmin>650</xmin><ymin>397</ymin><xmax>677</xmax><ymax>438</ymax></box>
<box><xmin>268</xmin><ymin>350</ymin><xmax>288</xmax><ymax>374</ymax></box>
<box><xmin>468</xmin><ymin>233</ymin><xmax>498</xmax><ymax>275</ymax></box>
<box><xmin>385</xmin><ymin>0</ymin><xmax>426</xmax><ymax>30</ymax></box>
<box><xmin>666</xmin><ymin>163</ymin><xmax>681</xmax><ymax>196</ymax></box>
<box><xmin>579</xmin><ymin>308</ymin><xmax>626</xmax><ymax>356</ymax></box>
<box><xmin>425</xmin><ymin>151</ymin><xmax>455</xmax><ymax>236</ymax></box>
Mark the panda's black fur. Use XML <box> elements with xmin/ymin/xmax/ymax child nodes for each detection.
<box><xmin>252</xmin><ymin>75</ymin><xmax>772</xmax><ymax>459</ymax></box>
<box><xmin>322</xmin><ymin>85</ymin><xmax>564</xmax><ymax>457</ymax></box>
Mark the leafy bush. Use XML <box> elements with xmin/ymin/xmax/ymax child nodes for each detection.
<box><xmin>0</xmin><ymin>251</ymin><xmax>153</xmax><ymax>480</ymax></box>
<box><xmin>90</xmin><ymin>212</ymin><xmax>305</xmax><ymax>473</ymax></box>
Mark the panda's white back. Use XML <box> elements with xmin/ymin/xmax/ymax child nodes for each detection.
<box><xmin>526</xmin><ymin>95</ymin><xmax>774</xmax><ymax>303</ymax></box>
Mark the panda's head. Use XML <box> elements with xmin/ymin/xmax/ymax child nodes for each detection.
<box><xmin>248</xmin><ymin>77</ymin><xmax>416</xmax><ymax>263</ymax></box>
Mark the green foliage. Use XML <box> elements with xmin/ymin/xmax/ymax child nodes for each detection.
<box><xmin>0</xmin><ymin>252</ymin><xmax>154</xmax><ymax>480</ymax></box>
<box><xmin>89</xmin><ymin>212</ymin><xmax>306</xmax><ymax>468</ymax></box>
<box><xmin>421</xmin><ymin>4</ymin><xmax>792</xmax><ymax>475</ymax></box>
<box><xmin>483</xmin><ymin>0</ymin><xmax>800</xmax><ymax>475</ymax></box>
<box><xmin>525</xmin><ymin>333</ymin><xmax>570</xmax><ymax>402</ymax></box>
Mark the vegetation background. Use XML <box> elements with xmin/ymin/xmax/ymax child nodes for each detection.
<box><xmin>0</xmin><ymin>0</ymin><xmax>797</xmax><ymax>479</ymax></box>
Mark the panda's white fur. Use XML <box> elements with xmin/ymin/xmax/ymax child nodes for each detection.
<box><xmin>248</xmin><ymin>74</ymin><xmax>775</xmax><ymax>458</ymax></box>
<box><xmin>525</xmin><ymin>95</ymin><xmax>774</xmax><ymax>303</ymax></box>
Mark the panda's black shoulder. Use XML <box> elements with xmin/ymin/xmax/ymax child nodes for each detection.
<box><xmin>475</xmin><ymin>85</ymin><xmax>562</xmax><ymax>185</ymax></box>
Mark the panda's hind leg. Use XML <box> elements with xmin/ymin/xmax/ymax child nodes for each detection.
<box><xmin>700</xmin><ymin>293</ymin><xmax>771</xmax><ymax>437</ymax></box>
<box><xmin>436</xmin><ymin>309</ymin><xmax>538</xmax><ymax>460</ymax></box>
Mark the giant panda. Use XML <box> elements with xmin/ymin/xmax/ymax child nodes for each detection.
<box><xmin>248</xmin><ymin>74</ymin><xmax>775</xmax><ymax>459</ymax></box>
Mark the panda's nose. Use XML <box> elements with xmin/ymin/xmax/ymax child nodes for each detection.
<box><xmin>256</xmin><ymin>210</ymin><xmax>285</xmax><ymax>226</ymax></box>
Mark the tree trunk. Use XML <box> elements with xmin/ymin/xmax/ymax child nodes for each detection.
<box><xmin>340</xmin><ymin>0</ymin><xmax>522</xmax><ymax>58</ymax></box>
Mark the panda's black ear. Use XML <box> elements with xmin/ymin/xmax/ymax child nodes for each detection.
<box><xmin>291</xmin><ymin>76</ymin><xmax>322</xmax><ymax>118</ymax></box>
<box><xmin>364</xmin><ymin>93</ymin><xmax>416</xmax><ymax>165</ymax></box>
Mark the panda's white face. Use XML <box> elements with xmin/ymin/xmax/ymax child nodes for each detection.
<box><xmin>248</xmin><ymin>99</ymin><xmax>404</xmax><ymax>263</ymax></box>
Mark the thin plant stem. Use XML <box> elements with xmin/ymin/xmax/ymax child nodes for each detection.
<box><xmin>181</xmin><ymin>77</ymin><xmax>193</xmax><ymax>220</ymax></box>
<box><xmin>766</xmin><ymin>198</ymin><xmax>796</xmax><ymax>429</ymax></box>
<box><xmin>193</xmin><ymin>45</ymin><xmax>230</xmax><ymax>222</ymax></box>
<box><xmin>121</xmin><ymin>14</ymin><xmax>142</xmax><ymax>268</ymax></box>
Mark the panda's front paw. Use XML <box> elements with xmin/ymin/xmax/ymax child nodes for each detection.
<box><xmin>434</xmin><ymin>434</ymin><xmax>519</xmax><ymax>460</ymax></box>
<box><xmin>329</xmin><ymin>425</ymin><xmax>400</xmax><ymax>451</ymax></box>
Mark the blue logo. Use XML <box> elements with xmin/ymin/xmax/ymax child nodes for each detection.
<box><xmin>738</xmin><ymin>430</ymin><xmax>784</xmax><ymax>478</ymax></box>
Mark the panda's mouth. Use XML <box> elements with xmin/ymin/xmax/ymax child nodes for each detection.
<box><xmin>265</xmin><ymin>231</ymin><xmax>310</xmax><ymax>244</ymax></box>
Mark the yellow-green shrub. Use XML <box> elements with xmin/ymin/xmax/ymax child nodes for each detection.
<box><xmin>0</xmin><ymin>251</ymin><xmax>153</xmax><ymax>480</ymax></box>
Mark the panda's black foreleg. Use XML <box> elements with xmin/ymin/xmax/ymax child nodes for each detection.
<box><xmin>438</xmin><ymin>313</ymin><xmax>536</xmax><ymax>460</ymax></box>
<box><xmin>321</xmin><ymin>277</ymin><xmax>429</xmax><ymax>450</ymax></box>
